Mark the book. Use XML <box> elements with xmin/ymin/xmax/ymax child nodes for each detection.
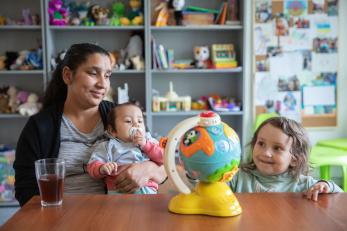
<box><xmin>218</xmin><ymin>2</ymin><xmax>228</xmax><ymax>25</ymax></box>
<box><xmin>158</xmin><ymin>44</ymin><xmax>169</xmax><ymax>69</ymax></box>
<box><xmin>185</xmin><ymin>6</ymin><xmax>219</xmax><ymax>14</ymax></box>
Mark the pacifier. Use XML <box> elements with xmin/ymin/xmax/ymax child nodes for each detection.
<box><xmin>129</xmin><ymin>127</ymin><xmax>144</xmax><ymax>140</ymax></box>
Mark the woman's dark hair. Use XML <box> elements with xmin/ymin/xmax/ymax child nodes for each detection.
<box><xmin>42</xmin><ymin>43</ymin><xmax>110</xmax><ymax>109</ymax></box>
<box><xmin>107</xmin><ymin>102</ymin><xmax>145</xmax><ymax>132</ymax></box>
<box><xmin>241</xmin><ymin>117</ymin><xmax>311</xmax><ymax>179</ymax></box>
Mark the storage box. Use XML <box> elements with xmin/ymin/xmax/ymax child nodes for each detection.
<box><xmin>182</xmin><ymin>12</ymin><xmax>215</xmax><ymax>26</ymax></box>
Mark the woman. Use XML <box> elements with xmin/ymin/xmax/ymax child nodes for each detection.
<box><xmin>14</xmin><ymin>43</ymin><xmax>166</xmax><ymax>206</ymax></box>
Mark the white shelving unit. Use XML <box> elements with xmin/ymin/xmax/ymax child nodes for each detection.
<box><xmin>0</xmin><ymin>0</ymin><xmax>250</xmax><ymax>148</ymax></box>
<box><xmin>147</xmin><ymin>0</ymin><xmax>249</xmax><ymax>145</ymax></box>
<box><xmin>0</xmin><ymin>0</ymin><xmax>46</xmax><ymax>145</ymax></box>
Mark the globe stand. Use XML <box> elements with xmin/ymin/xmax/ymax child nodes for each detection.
<box><xmin>169</xmin><ymin>181</ymin><xmax>242</xmax><ymax>217</ymax></box>
<box><xmin>163</xmin><ymin>111</ymin><xmax>242</xmax><ymax>217</ymax></box>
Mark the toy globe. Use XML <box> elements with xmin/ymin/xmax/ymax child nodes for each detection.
<box><xmin>163</xmin><ymin>111</ymin><xmax>242</xmax><ymax>217</ymax></box>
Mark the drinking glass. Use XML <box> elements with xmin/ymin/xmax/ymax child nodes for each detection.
<box><xmin>35</xmin><ymin>158</ymin><xmax>65</xmax><ymax>206</ymax></box>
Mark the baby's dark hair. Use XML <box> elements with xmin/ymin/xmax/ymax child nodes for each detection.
<box><xmin>107</xmin><ymin>101</ymin><xmax>145</xmax><ymax>132</ymax></box>
<box><xmin>242</xmin><ymin>116</ymin><xmax>311</xmax><ymax>179</ymax></box>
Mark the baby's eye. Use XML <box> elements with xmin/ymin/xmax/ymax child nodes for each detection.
<box><xmin>138</xmin><ymin>120</ymin><xmax>143</xmax><ymax>124</ymax></box>
<box><xmin>125</xmin><ymin>120</ymin><xmax>132</xmax><ymax>124</ymax></box>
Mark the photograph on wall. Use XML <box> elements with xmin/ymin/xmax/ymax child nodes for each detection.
<box><xmin>253</xmin><ymin>0</ymin><xmax>339</xmax><ymax>127</ymax></box>
<box><xmin>284</xmin><ymin>0</ymin><xmax>308</xmax><ymax>17</ymax></box>
<box><xmin>255</xmin><ymin>0</ymin><xmax>272</xmax><ymax>23</ymax></box>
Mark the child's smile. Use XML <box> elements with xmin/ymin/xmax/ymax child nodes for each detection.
<box><xmin>252</xmin><ymin>124</ymin><xmax>295</xmax><ymax>176</ymax></box>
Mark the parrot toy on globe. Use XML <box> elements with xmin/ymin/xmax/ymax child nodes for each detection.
<box><xmin>163</xmin><ymin>111</ymin><xmax>242</xmax><ymax>217</ymax></box>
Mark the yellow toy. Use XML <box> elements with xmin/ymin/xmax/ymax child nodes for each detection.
<box><xmin>163</xmin><ymin>111</ymin><xmax>242</xmax><ymax>217</ymax></box>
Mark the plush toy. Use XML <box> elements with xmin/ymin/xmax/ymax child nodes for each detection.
<box><xmin>89</xmin><ymin>5</ymin><xmax>109</xmax><ymax>25</ymax></box>
<box><xmin>18</xmin><ymin>93</ymin><xmax>41</xmax><ymax>116</ymax></box>
<box><xmin>0</xmin><ymin>16</ymin><xmax>6</xmax><ymax>25</ymax></box>
<box><xmin>7</xmin><ymin>86</ymin><xmax>18</xmax><ymax>113</ymax></box>
<box><xmin>16</xmin><ymin>90</ymin><xmax>30</xmax><ymax>106</ymax></box>
<box><xmin>21</xmin><ymin>8</ymin><xmax>33</xmax><ymax>25</ymax></box>
<box><xmin>124</xmin><ymin>34</ymin><xmax>144</xmax><ymax>70</ymax></box>
<box><xmin>0</xmin><ymin>86</ymin><xmax>11</xmax><ymax>114</ymax></box>
<box><xmin>194</xmin><ymin>46</ymin><xmax>210</xmax><ymax>69</ymax></box>
<box><xmin>10</xmin><ymin>51</ymin><xmax>28</xmax><ymax>70</ymax></box>
<box><xmin>110</xmin><ymin>2</ymin><xmax>125</xmax><ymax>26</ymax></box>
<box><xmin>128</xmin><ymin>0</ymin><xmax>144</xmax><ymax>25</ymax></box>
<box><xmin>48</xmin><ymin>0</ymin><xmax>68</xmax><ymax>26</ymax></box>
<box><xmin>0</xmin><ymin>56</ymin><xmax>5</xmax><ymax>70</ymax></box>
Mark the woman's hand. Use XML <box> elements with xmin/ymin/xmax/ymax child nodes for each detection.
<box><xmin>112</xmin><ymin>162</ymin><xmax>167</xmax><ymax>193</ymax></box>
<box><xmin>304</xmin><ymin>181</ymin><xmax>330</xmax><ymax>201</ymax></box>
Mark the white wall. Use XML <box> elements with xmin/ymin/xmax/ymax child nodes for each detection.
<box><xmin>307</xmin><ymin>1</ymin><xmax>347</xmax><ymax>144</ymax></box>
<box><xmin>246</xmin><ymin>1</ymin><xmax>347</xmax><ymax>145</ymax></box>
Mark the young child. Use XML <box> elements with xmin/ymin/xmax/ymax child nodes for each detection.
<box><xmin>229</xmin><ymin>117</ymin><xmax>343</xmax><ymax>201</ymax></box>
<box><xmin>87</xmin><ymin>102</ymin><xmax>163</xmax><ymax>194</ymax></box>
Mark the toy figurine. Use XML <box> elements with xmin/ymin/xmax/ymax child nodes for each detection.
<box><xmin>169</xmin><ymin>0</ymin><xmax>185</xmax><ymax>25</ymax></box>
<box><xmin>110</xmin><ymin>2</ymin><xmax>125</xmax><ymax>26</ymax></box>
<box><xmin>48</xmin><ymin>0</ymin><xmax>68</xmax><ymax>26</ymax></box>
<box><xmin>128</xmin><ymin>0</ymin><xmax>143</xmax><ymax>25</ymax></box>
<box><xmin>194</xmin><ymin>46</ymin><xmax>210</xmax><ymax>69</ymax></box>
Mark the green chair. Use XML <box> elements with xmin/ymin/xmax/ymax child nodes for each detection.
<box><xmin>310</xmin><ymin>145</ymin><xmax>347</xmax><ymax>192</ymax></box>
<box><xmin>317</xmin><ymin>138</ymin><xmax>347</xmax><ymax>151</ymax></box>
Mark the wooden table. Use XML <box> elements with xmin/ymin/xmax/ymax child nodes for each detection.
<box><xmin>1</xmin><ymin>193</ymin><xmax>347</xmax><ymax>231</ymax></box>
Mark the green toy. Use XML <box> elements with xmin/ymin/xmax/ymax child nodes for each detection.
<box><xmin>110</xmin><ymin>2</ymin><xmax>125</xmax><ymax>26</ymax></box>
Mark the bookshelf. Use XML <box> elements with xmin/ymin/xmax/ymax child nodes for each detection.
<box><xmin>147</xmin><ymin>0</ymin><xmax>249</xmax><ymax>146</ymax></box>
<box><xmin>0</xmin><ymin>0</ymin><xmax>251</xmax><ymax>149</ymax></box>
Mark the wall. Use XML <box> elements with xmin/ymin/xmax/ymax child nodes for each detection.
<box><xmin>306</xmin><ymin>0</ymin><xmax>347</xmax><ymax>145</ymax></box>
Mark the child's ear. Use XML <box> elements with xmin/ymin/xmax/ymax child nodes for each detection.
<box><xmin>62</xmin><ymin>66</ymin><xmax>73</xmax><ymax>85</ymax></box>
<box><xmin>290</xmin><ymin>155</ymin><xmax>297</xmax><ymax>167</ymax></box>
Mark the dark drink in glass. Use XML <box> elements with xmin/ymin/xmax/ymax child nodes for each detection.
<box><xmin>35</xmin><ymin>158</ymin><xmax>65</xmax><ymax>206</ymax></box>
<box><xmin>38</xmin><ymin>174</ymin><xmax>64</xmax><ymax>205</ymax></box>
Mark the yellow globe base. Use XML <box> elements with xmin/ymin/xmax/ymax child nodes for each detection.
<box><xmin>168</xmin><ymin>182</ymin><xmax>242</xmax><ymax>217</ymax></box>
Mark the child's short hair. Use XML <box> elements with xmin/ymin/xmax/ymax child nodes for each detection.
<box><xmin>242</xmin><ymin>117</ymin><xmax>311</xmax><ymax>178</ymax></box>
<box><xmin>107</xmin><ymin>101</ymin><xmax>144</xmax><ymax>132</ymax></box>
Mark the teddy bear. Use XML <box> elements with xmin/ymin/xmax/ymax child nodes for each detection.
<box><xmin>89</xmin><ymin>5</ymin><xmax>109</xmax><ymax>25</ymax></box>
<box><xmin>0</xmin><ymin>86</ymin><xmax>11</xmax><ymax>114</ymax></box>
<box><xmin>18</xmin><ymin>93</ymin><xmax>41</xmax><ymax>116</ymax></box>
<box><xmin>7</xmin><ymin>86</ymin><xmax>19</xmax><ymax>113</ymax></box>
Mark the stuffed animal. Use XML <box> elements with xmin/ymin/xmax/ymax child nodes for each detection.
<box><xmin>124</xmin><ymin>34</ymin><xmax>144</xmax><ymax>70</ymax></box>
<box><xmin>48</xmin><ymin>0</ymin><xmax>68</xmax><ymax>26</ymax></box>
<box><xmin>110</xmin><ymin>2</ymin><xmax>125</xmax><ymax>26</ymax></box>
<box><xmin>0</xmin><ymin>56</ymin><xmax>6</xmax><ymax>70</ymax></box>
<box><xmin>7</xmin><ymin>86</ymin><xmax>19</xmax><ymax>113</ymax></box>
<box><xmin>0</xmin><ymin>16</ymin><xmax>6</xmax><ymax>25</ymax></box>
<box><xmin>18</xmin><ymin>93</ymin><xmax>41</xmax><ymax>116</ymax></box>
<box><xmin>194</xmin><ymin>46</ymin><xmax>210</xmax><ymax>69</ymax></box>
<box><xmin>89</xmin><ymin>5</ymin><xmax>109</xmax><ymax>25</ymax></box>
<box><xmin>0</xmin><ymin>86</ymin><xmax>11</xmax><ymax>114</ymax></box>
<box><xmin>128</xmin><ymin>0</ymin><xmax>144</xmax><ymax>25</ymax></box>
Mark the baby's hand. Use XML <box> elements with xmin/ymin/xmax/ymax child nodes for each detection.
<box><xmin>132</xmin><ymin>129</ymin><xmax>146</xmax><ymax>147</ymax></box>
<box><xmin>100</xmin><ymin>162</ymin><xmax>118</xmax><ymax>176</ymax></box>
<box><xmin>304</xmin><ymin>181</ymin><xmax>330</xmax><ymax>201</ymax></box>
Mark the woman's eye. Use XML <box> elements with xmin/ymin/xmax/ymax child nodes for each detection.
<box><xmin>88</xmin><ymin>71</ymin><xmax>97</xmax><ymax>76</ymax></box>
<box><xmin>257</xmin><ymin>141</ymin><xmax>264</xmax><ymax>146</ymax></box>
